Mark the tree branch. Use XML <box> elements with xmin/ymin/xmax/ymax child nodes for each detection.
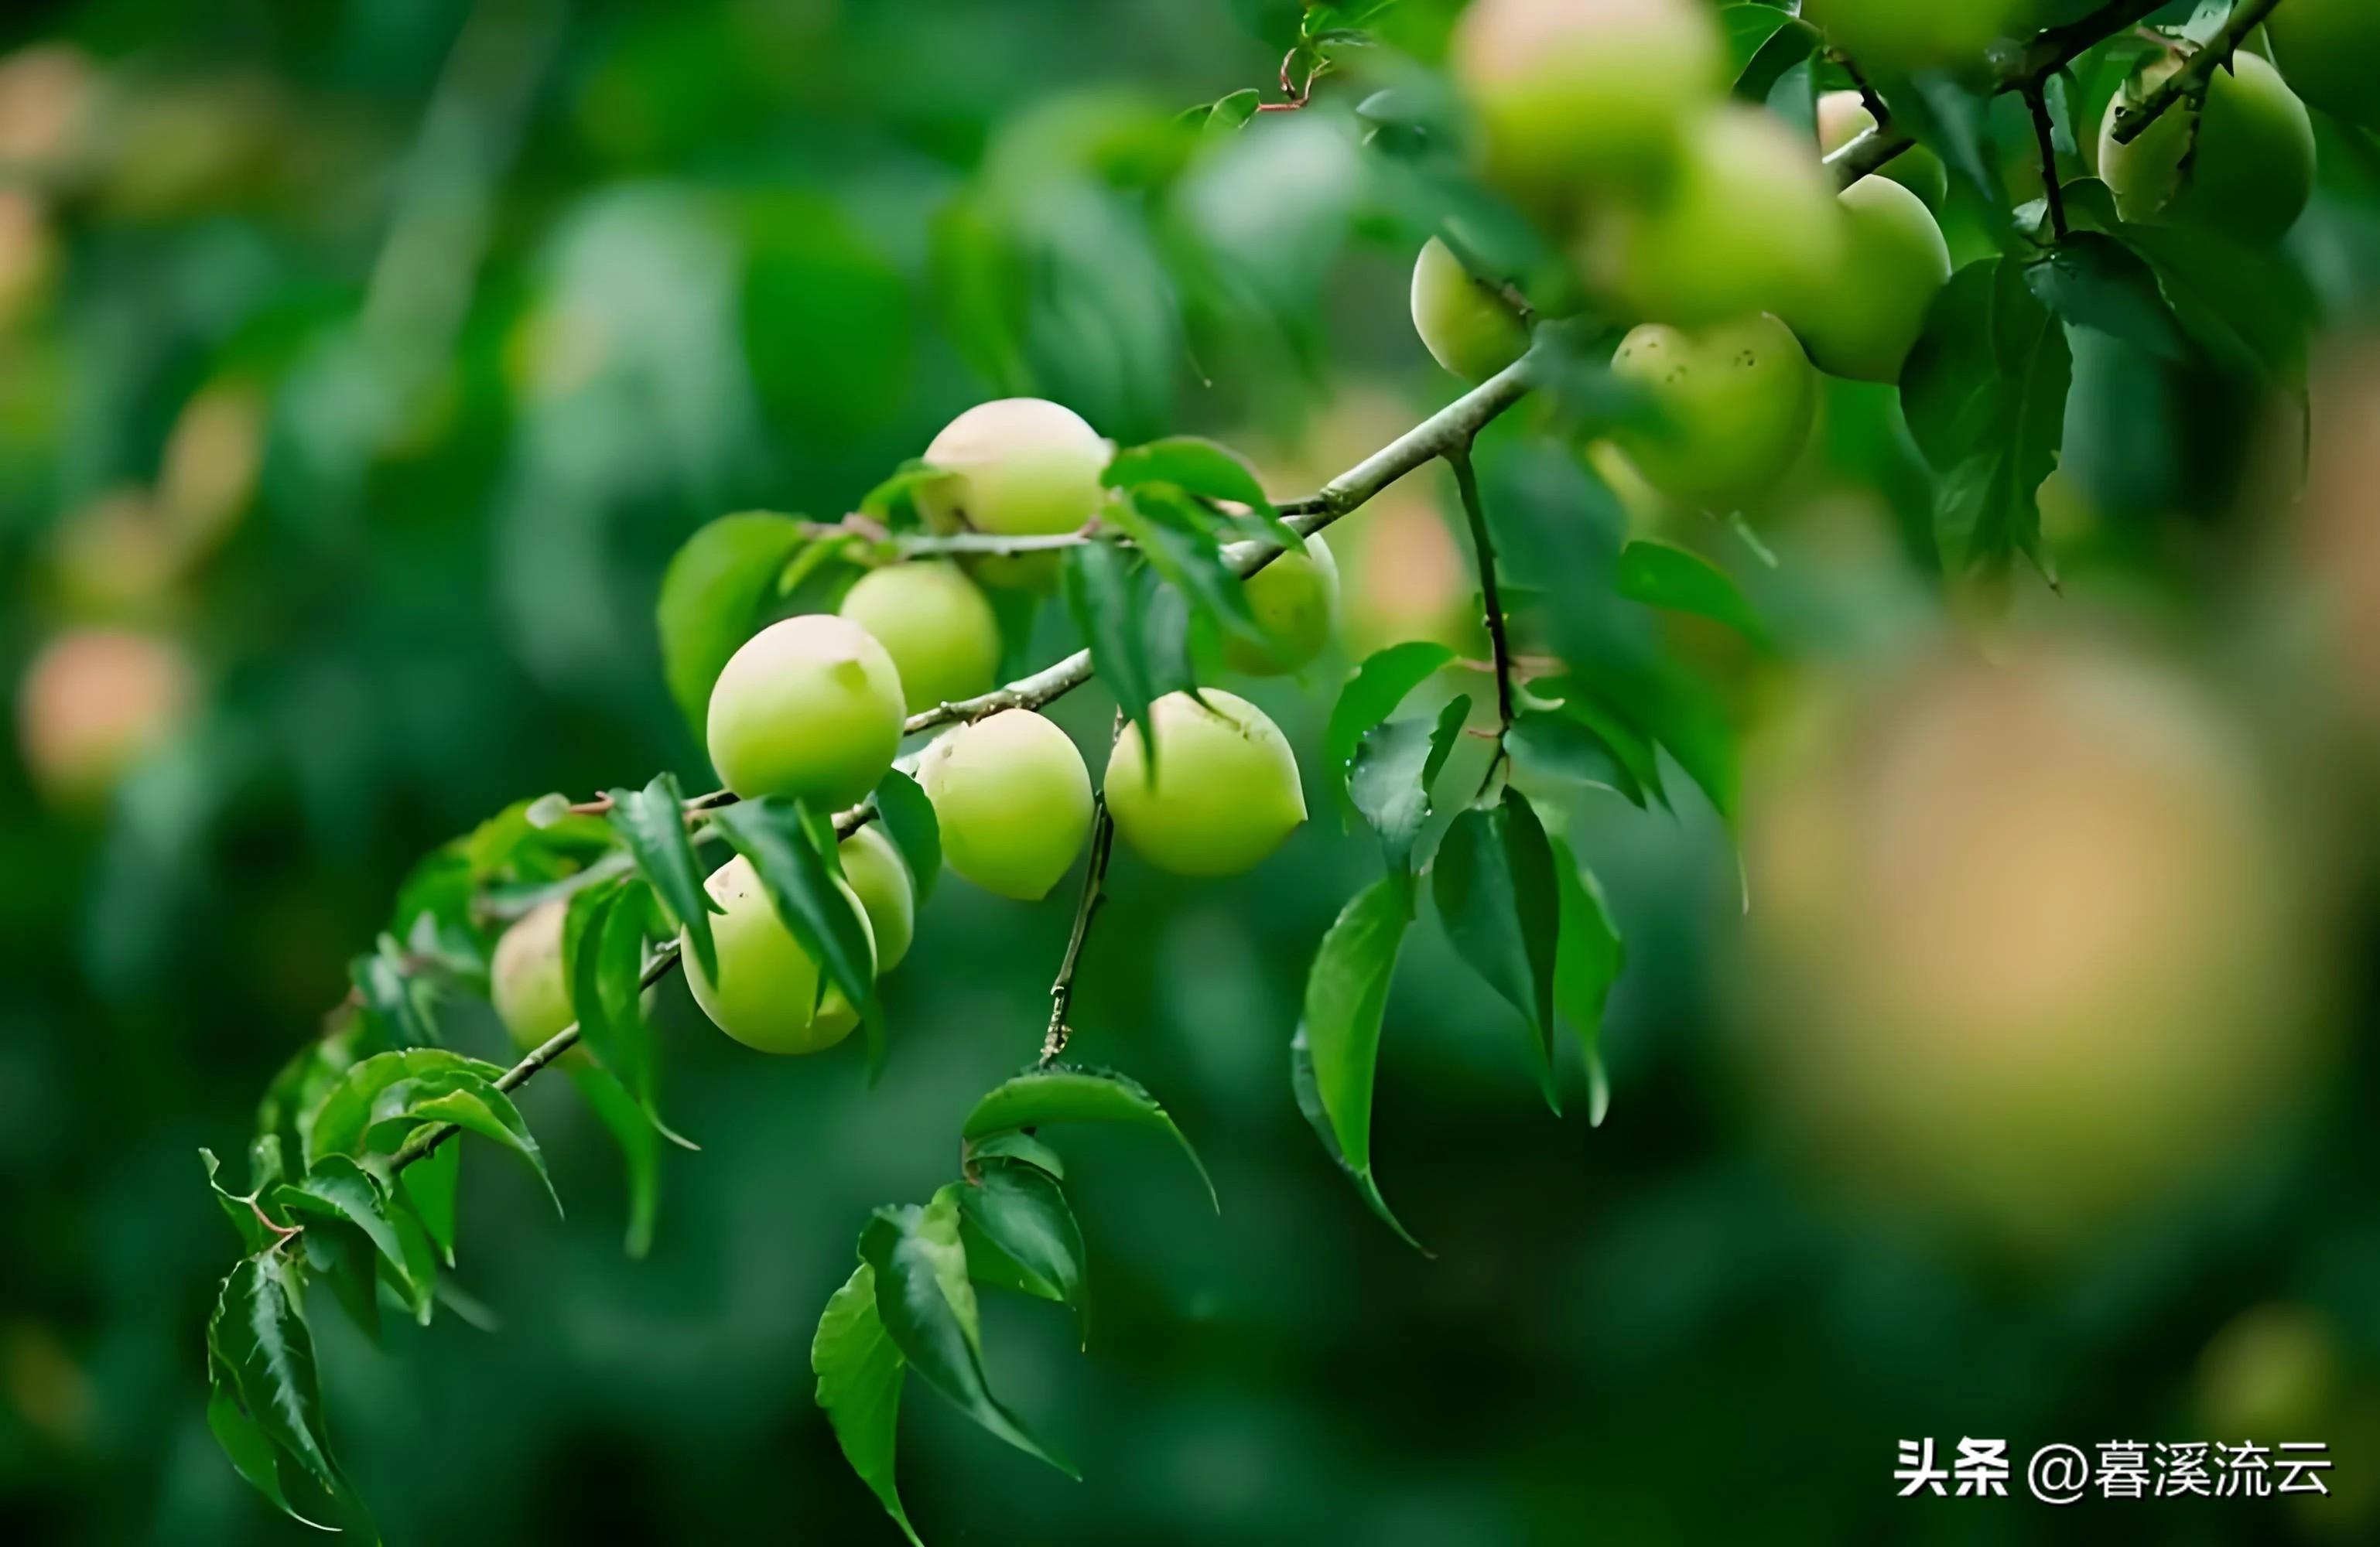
<box><xmin>391</xmin><ymin>344</ymin><xmax>1544</xmax><ymax>1172</ymax></box>
<box><xmin>2108</xmin><ymin>0</ymin><xmax>2286</xmax><ymax>147</ymax></box>
<box><xmin>1825</xmin><ymin>0</ymin><xmax>2179</xmax><ymax>191</ymax></box>
<box><xmin>1447</xmin><ymin>447</ymin><xmax>1513</xmax><ymax>735</ymax></box>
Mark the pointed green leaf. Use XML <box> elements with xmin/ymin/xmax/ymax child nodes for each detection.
<box><xmin>401</xmin><ymin>1142</ymin><xmax>460</xmax><ymax>1265</ymax></box>
<box><xmin>1291</xmin><ymin>1023</ymin><xmax>1427</xmax><ymax>1253</ymax></box>
<box><xmin>567</xmin><ymin>1062</ymin><xmax>662</xmax><ymax>1259</ymax></box>
<box><xmin>1326</xmin><ymin>643</ymin><xmax>1455</xmax><ymax>801</ymax></box>
<box><xmin>812</xmin><ymin>1263</ymin><xmax>922</xmax><ymax>1546</ymax></box>
<box><xmin>1550</xmin><ymin>832</ymin><xmax>1624</xmax><ymax>1118</ymax></box>
<box><xmin>209</xmin><ymin>1252</ymin><xmax>356</xmax><ymax>1524</ymax></box>
<box><xmin>1298</xmin><ymin>873</ymin><xmax>1416</xmax><ymax>1231</ymax></box>
<box><xmin>956</xmin><ymin>1156</ymin><xmax>1086</xmax><ymax>1327</ymax></box>
<box><xmin>656</xmin><ymin>511</ymin><xmax>809</xmax><ymax>739</ymax></box>
<box><xmin>275</xmin><ymin>1155</ymin><xmax>430</xmax><ymax>1318</ymax></box>
<box><xmin>201</xmin><ymin>1148</ymin><xmax>275</xmax><ymax>1255</ymax></box>
<box><xmin>1063</xmin><ymin>539</ymin><xmax>1159</xmax><ymax>743</ymax></box>
<box><xmin>871</xmin><ymin>770</ymin><xmax>942</xmax><ymax>904</ymax></box>
<box><xmin>1349</xmin><ymin>718</ymin><xmax>1438</xmax><ymax>873</ymax></box>
<box><xmin>709</xmin><ymin>797</ymin><xmax>876</xmax><ymax>1006</ymax></box>
<box><xmin>860</xmin><ymin>1196</ymin><xmax>1076</xmax><ymax>1477</ymax></box>
<box><xmin>607</xmin><ymin>771</ymin><xmax>719</xmax><ymax>982</ymax></box>
<box><xmin>1615</xmin><ymin>540</ymin><xmax>1769</xmax><ymax>647</ymax></box>
<box><xmin>302</xmin><ymin>1047</ymin><xmax>508</xmax><ymax>1170</ymax></box>
<box><xmin>2022</xmin><ymin>231</ymin><xmax>2187</xmax><ymax>362</ymax></box>
<box><xmin>1432</xmin><ymin>791</ymin><xmax>1562</xmax><ymax>1105</ymax></box>
<box><xmin>402</xmin><ymin>1083</ymin><xmax>558</xmax><ymax>1216</ymax></box>
<box><xmin>1102</xmin><ymin>435</ymin><xmax>1274</xmax><ymax>513</ymax></box>
<box><xmin>961</xmin><ymin>1065</ymin><xmax>1215</xmax><ymax>1210</ymax></box>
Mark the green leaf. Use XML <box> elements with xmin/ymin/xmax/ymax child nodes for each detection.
<box><xmin>1549</xmin><ymin>833</ymin><xmax>1624</xmax><ymax>1126</ymax></box>
<box><xmin>961</xmin><ymin>1065</ymin><xmax>1215</xmax><ymax>1210</ymax></box>
<box><xmin>301</xmin><ymin>1047</ymin><xmax>507</xmax><ymax>1170</ymax></box>
<box><xmin>1423</xmin><ymin>693</ymin><xmax>1472</xmax><ymax>792</ymax></box>
<box><xmin>206</xmin><ymin>1381</ymin><xmax>320</xmax><ymax>1530</ymax></box>
<box><xmin>860</xmin><ymin>1196</ymin><xmax>1076</xmax><ymax>1477</ymax></box>
<box><xmin>1615</xmin><ymin>540</ymin><xmax>1769</xmax><ymax>647</ymax></box>
<box><xmin>1291</xmin><ymin>1023</ymin><xmax>1426</xmax><ymax>1253</ymax></box>
<box><xmin>1507</xmin><ymin>709</ymin><xmax>1647</xmax><ymax>807</ymax></box>
<box><xmin>956</xmin><ymin>1156</ymin><xmax>1087</xmax><ymax>1330</ymax></box>
<box><xmin>656</xmin><ymin>511</ymin><xmax>809</xmax><ymax>741</ymax></box>
<box><xmin>1102</xmin><ymin>435</ymin><xmax>1274</xmax><ymax>513</ymax></box>
<box><xmin>967</xmin><ymin>1131</ymin><xmax>1065</xmax><ymax>1177</ymax></box>
<box><xmin>348</xmin><ymin>937</ymin><xmax>438</xmax><ymax>1047</ymax></box>
<box><xmin>208</xmin><ymin>1252</ymin><xmax>358</xmax><ymax>1526</ymax></box>
<box><xmin>1110</xmin><ymin>489</ymin><xmax>1267</xmax><ymax>645</ymax></box>
<box><xmin>275</xmin><ymin>1156</ymin><xmax>432</xmax><ymax>1323</ymax></box>
<box><xmin>1348</xmin><ymin>718</ymin><xmax>1441</xmax><ymax>873</ymax></box>
<box><xmin>2023</xmin><ymin>232</ymin><xmax>2187</xmax><ymax>362</ymax></box>
<box><xmin>566</xmin><ymin>1063</ymin><xmax>662</xmax><ymax>1258</ymax></box>
<box><xmin>1062</xmin><ymin>540</ymin><xmax>1160</xmax><ymax>745</ymax></box>
<box><xmin>1325</xmin><ymin>643</ymin><xmax>1456</xmax><ymax>805</ymax></box>
<box><xmin>709</xmin><ymin>797</ymin><xmax>876</xmax><ymax>1006</ymax></box>
<box><xmin>401</xmin><ymin>1142</ymin><xmax>460</xmax><ymax>1266</ymax></box>
<box><xmin>562</xmin><ymin>879</ymin><xmax>689</xmax><ymax>1147</ymax></box>
<box><xmin>872</xmin><ymin>770</ymin><xmax>942</xmax><ymax>905</ymax></box>
<box><xmin>607</xmin><ymin>772</ymin><xmax>719</xmax><ymax>982</ymax></box>
<box><xmin>402</xmin><ymin>1081</ymin><xmax>559</xmax><ymax>1216</ymax></box>
<box><xmin>1297</xmin><ymin>874</ymin><xmax>1420</xmax><ymax>1246</ymax></box>
<box><xmin>812</xmin><ymin>1263</ymin><xmax>921</xmax><ymax>1546</ymax></box>
<box><xmin>1729</xmin><ymin>11</ymin><xmax>1817</xmax><ymax>102</ymax></box>
<box><xmin>1900</xmin><ymin>256</ymin><xmax>2070</xmax><ymax>570</ymax></box>
<box><xmin>1197</xmin><ymin>87</ymin><xmax>1261</xmax><ymax>137</ymax></box>
<box><xmin>1868</xmin><ymin>67</ymin><xmax>2001</xmax><ymax>207</ymax></box>
<box><xmin>1432</xmin><ymin>791</ymin><xmax>1563</xmax><ymax>1108</ymax></box>
<box><xmin>201</xmin><ymin>1146</ymin><xmax>279</xmax><ymax>1255</ymax></box>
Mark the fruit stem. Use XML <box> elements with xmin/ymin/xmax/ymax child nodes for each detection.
<box><xmin>1447</xmin><ymin>444</ymin><xmax>1516</xmax><ymax>787</ymax></box>
<box><xmin>2026</xmin><ymin>87</ymin><xmax>2069</xmax><ymax>240</ymax></box>
<box><xmin>1041</xmin><ymin>722</ymin><xmax>1121</xmax><ymax>1067</ymax></box>
<box><xmin>2107</xmin><ymin>0</ymin><xmax>2285</xmax><ymax>148</ymax></box>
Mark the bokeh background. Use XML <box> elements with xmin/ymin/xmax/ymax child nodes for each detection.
<box><xmin>7</xmin><ymin>0</ymin><xmax>2380</xmax><ymax>1542</ymax></box>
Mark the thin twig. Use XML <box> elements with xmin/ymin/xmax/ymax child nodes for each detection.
<box><xmin>1825</xmin><ymin>0</ymin><xmax>2176</xmax><ymax>191</ymax></box>
<box><xmin>1041</xmin><ymin>717</ymin><xmax>1123</xmax><ymax>1067</ymax></box>
<box><xmin>2108</xmin><ymin>0</ymin><xmax>2286</xmax><ymax>147</ymax></box>
<box><xmin>2026</xmin><ymin>87</ymin><xmax>2068</xmax><ymax>239</ymax></box>
<box><xmin>1446</xmin><ymin>448</ymin><xmax>1513</xmax><ymax>734</ymax></box>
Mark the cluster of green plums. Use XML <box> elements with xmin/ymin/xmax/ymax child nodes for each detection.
<box><xmin>494</xmin><ymin>398</ymin><xmax>1320</xmax><ymax>1057</ymax></box>
<box><xmin>1415</xmin><ymin>0</ymin><xmax>2350</xmax><ymax>518</ymax></box>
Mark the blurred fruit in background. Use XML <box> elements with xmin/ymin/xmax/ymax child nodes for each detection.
<box><xmin>1735</xmin><ymin>637</ymin><xmax>2330</xmax><ymax>1249</ymax></box>
<box><xmin>15</xmin><ymin>627</ymin><xmax>197</xmax><ymax>809</ymax></box>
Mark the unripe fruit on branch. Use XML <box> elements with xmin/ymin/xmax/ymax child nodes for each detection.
<box><xmin>839</xmin><ymin>824</ymin><xmax>915</xmax><ymax>974</ymax></box>
<box><xmin>491</xmin><ymin>900</ymin><xmax>576</xmax><ymax>1054</ymax></box>
<box><xmin>683</xmin><ymin>853</ymin><xmax>874</xmax><ymax>1055</ymax></box>
<box><xmin>1225</xmin><ymin>535</ymin><xmax>1340</xmax><ymax>678</ymax></box>
<box><xmin>15</xmin><ymin>627</ymin><xmax>195</xmax><ymax>808</ymax></box>
<box><xmin>917</xmin><ymin>398</ymin><xmax>1112</xmax><ymax>589</ymax></box>
<box><xmin>706</xmin><ymin>615</ymin><xmax>906</xmax><ymax>810</ymax></box>
<box><xmin>915</xmin><ymin>709</ymin><xmax>1093</xmax><ymax>900</ymax></box>
<box><xmin>1451</xmin><ymin>0</ymin><xmax>1723</xmax><ymax>203</ymax></box>
<box><xmin>1410</xmin><ymin>239</ymin><xmax>1530</xmax><ymax>384</ymax></box>
<box><xmin>2099</xmin><ymin>50</ymin><xmax>2314</xmax><ymax>247</ymax></box>
<box><xmin>1104</xmin><ymin>690</ymin><xmax>1307</xmax><ymax>878</ymax></box>
<box><xmin>1815</xmin><ymin>90</ymin><xmax>1947</xmax><ymax>209</ymax></box>
<box><xmin>1801</xmin><ymin>0</ymin><xmax>2036</xmax><ymax>71</ymax></box>
<box><xmin>2268</xmin><ymin>0</ymin><xmax>2380</xmax><ymax>133</ymax></box>
<box><xmin>836</xmin><ymin>560</ymin><xmax>1002</xmax><ymax>714</ymax></box>
<box><xmin>1610</xmin><ymin>313</ymin><xmax>1816</xmax><ymax>513</ymax></box>
<box><xmin>1778</xmin><ymin>178</ymin><xmax>1951</xmax><ymax>384</ymax></box>
<box><xmin>1585</xmin><ymin>105</ymin><xmax>1844</xmax><ymax>326</ymax></box>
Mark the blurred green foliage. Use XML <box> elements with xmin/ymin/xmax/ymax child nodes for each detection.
<box><xmin>7</xmin><ymin>0</ymin><xmax>2380</xmax><ymax>1542</ymax></box>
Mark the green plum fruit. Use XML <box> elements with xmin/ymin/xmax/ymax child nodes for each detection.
<box><xmin>1226</xmin><ymin>534</ymin><xmax>1340</xmax><ymax>677</ymax></box>
<box><xmin>1587</xmin><ymin>104</ymin><xmax>1845</xmax><ymax>326</ymax></box>
<box><xmin>917</xmin><ymin>397</ymin><xmax>1111</xmax><ymax>589</ymax></box>
<box><xmin>491</xmin><ymin>899</ymin><xmax>575</xmax><ymax>1054</ymax></box>
<box><xmin>915</xmin><ymin>709</ymin><xmax>1093</xmax><ymax>900</ymax></box>
<box><xmin>2269</xmin><ymin>0</ymin><xmax>2380</xmax><ymax>132</ymax></box>
<box><xmin>706</xmin><ymin>614</ymin><xmax>906</xmax><ymax>810</ymax></box>
<box><xmin>2099</xmin><ymin>49</ymin><xmax>2314</xmax><ymax>245</ymax></box>
<box><xmin>1104</xmin><ymin>689</ymin><xmax>1307</xmax><ymax>878</ymax></box>
<box><xmin>1610</xmin><ymin>312</ymin><xmax>1817</xmax><ymax>512</ymax></box>
<box><xmin>682</xmin><ymin>853</ymin><xmax>875</xmax><ymax>1055</ymax></box>
<box><xmin>1803</xmin><ymin>0</ymin><xmax>2036</xmax><ymax>70</ymax></box>
<box><xmin>1816</xmin><ymin>90</ymin><xmax>1948</xmax><ymax>208</ymax></box>
<box><xmin>1411</xmin><ymin>238</ymin><xmax>1530</xmax><ymax>383</ymax></box>
<box><xmin>839</xmin><ymin>823</ymin><xmax>915</xmax><ymax>974</ymax></box>
<box><xmin>1451</xmin><ymin>0</ymin><xmax>1725</xmax><ymax>205</ymax></box>
<box><xmin>837</xmin><ymin>560</ymin><xmax>1002</xmax><ymax>714</ymax></box>
<box><xmin>1780</xmin><ymin>177</ymin><xmax>1951</xmax><ymax>384</ymax></box>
